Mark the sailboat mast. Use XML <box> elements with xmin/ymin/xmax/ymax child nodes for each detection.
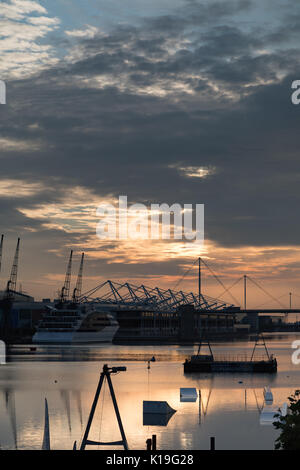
<box><xmin>42</xmin><ymin>398</ymin><xmax>50</xmax><ymax>450</ymax></box>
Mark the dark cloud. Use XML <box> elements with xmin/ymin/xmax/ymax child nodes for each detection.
<box><xmin>1</xmin><ymin>0</ymin><xmax>300</xmax><ymax>296</ymax></box>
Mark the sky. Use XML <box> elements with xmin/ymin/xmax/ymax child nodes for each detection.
<box><xmin>1</xmin><ymin>0</ymin><xmax>300</xmax><ymax>307</ymax></box>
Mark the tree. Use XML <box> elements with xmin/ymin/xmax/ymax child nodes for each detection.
<box><xmin>273</xmin><ymin>390</ymin><xmax>300</xmax><ymax>450</ymax></box>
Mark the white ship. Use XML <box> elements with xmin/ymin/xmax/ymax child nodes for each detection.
<box><xmin>32</xmin><ymin>303</ymin><xmax>119</xmax><ymax>344</ymax></box>
<box><xmin>33</xmin><ymin>251</ymin><xmax>118</xmax><ymax>343</ymax></box>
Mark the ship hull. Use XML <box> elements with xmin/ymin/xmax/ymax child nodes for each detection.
<box><xmin>184</xmin><ymin>358</ymin><xmax>277</xmax><ymax>373</ymax></box>
<box><xmin>32</xmin><ymin>326</ymin><xmax>119</xmax><ymax>344</ymax></box>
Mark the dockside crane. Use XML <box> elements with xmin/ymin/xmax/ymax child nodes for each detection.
<box><xmin>6</xmin><ymin>237</ymin><xmax>20</xmax><ymax>296</ymax></box>
<box><xmin>0</xmin><ymin>234</ymin><xmax>3</xmax><ymax>273</ymax></box>
<box><xmin>72</xmin><ymin>253</ymin><xmax>84</xmax><ymax>303</ymax></box>
<box><xmin>1</xmin><ymin>237</ymin><xmax>20</xmax><ymax>339</ymax></box>
<box><xmin>60</xmin><ymin>250</ymin><xmax>73</xmax><ymax>303</ymax></box>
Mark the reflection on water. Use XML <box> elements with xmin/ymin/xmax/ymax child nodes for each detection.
<box><xmin>0</xmin><ymin>333</ymin><xmax>299</xmax><ymax>450</ymax></box>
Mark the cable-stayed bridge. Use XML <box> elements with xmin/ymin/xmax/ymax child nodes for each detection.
<box><xmin>80</xmin><ymin>257</ymin><xmax>300</xmax><ymax>319</ymax></box>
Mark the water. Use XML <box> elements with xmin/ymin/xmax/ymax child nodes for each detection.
<box><xmin>0</xmin><ymin>333</ymin><xmax>299</xmax><ymax>450</ymax></box>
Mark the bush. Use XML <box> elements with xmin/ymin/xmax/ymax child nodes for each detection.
<box><xmin>273</xmin><ymin>390</ymin><xmax>300</xmax><ymax>450</ymax></box>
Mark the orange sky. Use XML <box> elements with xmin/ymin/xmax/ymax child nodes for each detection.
<box><xmin>0</xmin><ymin>187</ymin><xmax>299</xmax><ymax>308</ymax></box>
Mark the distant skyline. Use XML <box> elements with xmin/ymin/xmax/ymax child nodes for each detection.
<box><xmin>1</xmin><ymin>0</ymin><xmax>300</xmax><ymax>307</ymax></box>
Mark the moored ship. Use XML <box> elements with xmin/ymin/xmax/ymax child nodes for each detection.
<box><xmin>32</xmin><ymin>303</ymin><xmax>119</xmax><ymax>344</ymax></box>
<box><xmin>33</xmin><ymin>250</ymin><xmax>119</xmax><ymax>344</ymax></box>
<box><xmin>184</xmin><ymin>334</ymin><xmax>277</xmax><ymax>373</ymax></box>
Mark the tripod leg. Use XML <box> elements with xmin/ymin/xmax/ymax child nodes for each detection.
<box><xmin>106</xmin><ymin>373</ymin><xmax>129</xmax><ymax>450</ymax></box>
<box><xmin>80</xmin><ymin>372</ymin><xmax>105</xmax><ymax>450</ymax></box>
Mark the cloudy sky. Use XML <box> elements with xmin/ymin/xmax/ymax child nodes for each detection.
<box><xmin>1</xmin><ymin>0</ymin><xmax>300</xmax><ymax>307</ymax></box>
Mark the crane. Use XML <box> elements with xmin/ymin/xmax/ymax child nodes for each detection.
<box><xmin>72</xmin><ymin>253</ymin><xmax>84</xmax><ymax>303</ymax></box>
<box><xmin>0</xmin><ymin>234</ymin><xmax>3</xmax><ymax>273</ymax></box>
<box><xmin>6</xmin><ymin>237</ymin><xmax>20</xmax><ymax>295</ymax></box>
<box><xmin>60</xmin><ymin>250</ymin><xmax>73</xmax><ymax>303</ymax></box>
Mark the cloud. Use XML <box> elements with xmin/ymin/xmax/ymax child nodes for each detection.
<box><xmin>171</xmin><ymin>165</ymin><xmax>217</xmax><ymax>179</ymax></box>
<box><xmin>2</xmin><ymin>3</ymin><xmax>299</xmax><ymax>250</ymax></box>
<box><xmin>0</xmin><ymin>0</ymin><xmax>60</xmax><ymax>79</ymax></box>
<box><xmin>28</xmin><ymin>16</ymin><xmax>61</xmax><ymax>26</ymax></box>
<box><xmin>0</xmin><ymin>137</ymin><xmax>42</xmax><ymax>151</ymax></box>
<box><xmin>0</xmin><ymin>0</ymin><xmax>47</xmax><ymax>21</ymax></box>
<box><xmin>65</xmin><ymin>25</ymin><xmax>101</xmax><ymax>39</ymax></box>
<box><xmin>0</xmin><ymin>179</ymin><xmax>46</xmax><ymax>198</ymax></box>
<box><xmin>1</xmin><ymin>0</ymin><xmax>300</xmax><ymax>300</ymax></box>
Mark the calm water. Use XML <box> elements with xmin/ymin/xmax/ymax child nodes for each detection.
<box><xmin>0</xmin><ymin>333</ymin><xmax>299</xmax><ymax>450</ymax></box>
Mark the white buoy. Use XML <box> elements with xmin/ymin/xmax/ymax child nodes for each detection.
<box><xmin>180</xmin><ymin>388</ymin><xmax>198</xmax><ymax>402</ymax></box>
<box><xmin>280</xmin><ymin>402</ymin><xmax>288</xmax><ymax>417</ymax></box>
<box><xmin>260</xmin><ymin>402</ymin><xmax>287</xmax><ymax>426</ymax></box>
<box><xmin>263</xmin><ymin>386</ymin><xmax>273</xmax><ymax>404</ymax></box>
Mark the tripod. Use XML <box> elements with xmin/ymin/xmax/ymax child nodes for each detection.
<box><xmin>80</xmin><ymin>364</ymin><xmax>128</xmax><ymax>450</ymax></box>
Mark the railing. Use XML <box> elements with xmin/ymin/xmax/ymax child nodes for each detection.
<box><xmin>207</xmin><ymin>354</ymin><xmax>271</xmax><ymax>362</ymax></box>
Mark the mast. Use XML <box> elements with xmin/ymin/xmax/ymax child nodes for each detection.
<box><xmin>60</xmin><ymin>250</ymin><xmax>73</xmax><ymax>303</ymax></box>
<box><xmin>42</xmin><ymin>398</ymin><xmax>51</xmax><ymax>450</ymax></box>
<box><xmin>244</xmin><ymin>274</ymin><xmax>247</xmax><ymax>310</ymax></box>
<box><xmin>72</xmin><ymin>253</ymin><xmax>84</xmax><ymax>303</ymax></box>
<box><xmin>6</xmin><ymin>389</ymin><xmax>18</xmax><ymax>449</ymax></box>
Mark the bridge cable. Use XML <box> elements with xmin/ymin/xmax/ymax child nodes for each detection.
<box><xmin>246</xmin><ymin>276</ymin><xmax>285</xmax><ymax>308</ymax></box>
<box><xmin>253</xmin><ymin>292</ymin><xmax>291</xmax><ymax>309</ymax></box>
<box><xmin>215</xmin><ymin>276</ymin><xmax>244</xmax><ymax>305</ymax></box>
<box><xmin>172</xmin><ymin>258</ymin><xmax>198</xmax><ymax>291</ymax></box>
<box><xmin>200</xmin><ymin>258</ymin><xmax>240</xmax><ymax>306</ymax></box>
